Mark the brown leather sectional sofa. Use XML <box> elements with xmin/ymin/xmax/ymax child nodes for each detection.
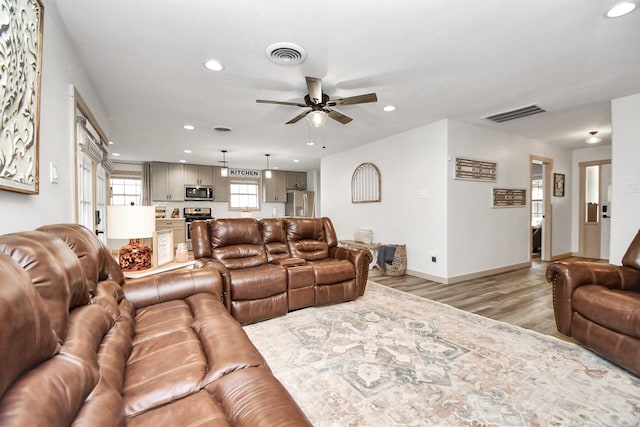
<box><xmin>546</xmin><ymin>230</ymin><xmax>640</xmax><ymax>376</ymax></box>
<box><xmin>0</xmin><ymin>224</ymin><xmax>311</xmax><ymax>425</ymax></box>
<box><xmin>190</xmin><ymin>217</ymin><xmax>373</xmax><ymax>325</ymax></box>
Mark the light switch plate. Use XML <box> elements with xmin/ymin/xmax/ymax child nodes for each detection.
<box><xmin>49</xmin><ymin>162</ymin><xmax>59</xmax><ymax>184</ymax></box>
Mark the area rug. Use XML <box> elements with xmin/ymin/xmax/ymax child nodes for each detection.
<box><xmin>243</xmin><ymin>282</ymin><xmax>640</xmax><ymax>426</ymax></box>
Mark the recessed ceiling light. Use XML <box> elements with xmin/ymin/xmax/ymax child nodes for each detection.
<box><xmin>112</xmin><ymin>153</ymin><xmax>121</xmax><ymax>156</ymax></box>
<box><xmin>306</xmin><ymin>141</ymin><xmax>315</xmax><ymax>146</ymax></box>
<box><xmin>383</xmin><ymin>105</ymin><xmax>396</xmax><ymax>112</ymax></box>
<box><xmin>184</xmin><ymin>149</ymin><xmax>192</xmax><ymax>154</ymax></box>
<box><xmin>204</xmin><ymin>59</ymin><xmax>224</xmax><ymax>71</ymax></box>
<box><xmin>293</xmin><ymin>159</ymin><xmax>300</xmax><ymax>163</ymax></box>
<box><xmin>183</xmin><ymin>124</ymin><xmax>195</xmax><ymax>130</ymax></box>
<box><xmin>606</xmin><ymin>2</ymin><xmax>637</xmax><ymax>17</ymax></box>
<box><xmin>108</xmin><ymin>141</ymin><xmax>114</xmax><ymax>145</ymax></box>
<box><xmin>179</xmin><ymin>159</ymin><xmax>187</xmax><ymax>163</ymax></box>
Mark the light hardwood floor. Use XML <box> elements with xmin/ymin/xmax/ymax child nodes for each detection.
<box><xmin>369</xmin><ymin>257</ymin><xmax>605</xmax><ymax>337</ymax></box>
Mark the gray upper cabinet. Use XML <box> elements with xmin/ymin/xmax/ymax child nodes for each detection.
<box><xmin>151</xmin><ymin>162</ymin><xmax>185</xmax><ymax>201</ymax></box>
<box><xmin>286</xmin><ymin>171</ymin><xmax>306</xmax><ymax>190</ymax></box>
<box><xmin>184</xmin><ymin>165</ymin><xmax>214</xmax><ymax>186</ymax></box>
<box><xmin>263</xmin><ymin>170</ymin><xmax>287</xmax><ymax>202</ymax></box>
<box><xmin>212</xmin><ymin>166</ymin><xmax>230</xmax><ymax>202</ymax></box>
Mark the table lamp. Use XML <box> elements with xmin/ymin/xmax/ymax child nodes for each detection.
<box><xmin>107</xmin><ymin>205</ymin><xmax>155</xmax><ymax>271</ymax></box>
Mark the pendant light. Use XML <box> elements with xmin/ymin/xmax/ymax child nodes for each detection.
<box><xmin>586</xmin><ymin>131</ymin><xmax>601</xmax><ymax>144</ymax></box>
<box><xmin>220</xmin><ymin>150</ymin><xmax>229</xmax><ymax>177</ymax></box>
<box><xmin>264</xmin><ymin>154</ymin><xmax>272</xmax><ymax>179</ymax></box>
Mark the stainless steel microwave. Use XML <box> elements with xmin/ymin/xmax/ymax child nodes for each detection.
<box><xmin>184</xmin><ymin>185</ymin><xmax>214</xmax><ymax>201</ymax></box>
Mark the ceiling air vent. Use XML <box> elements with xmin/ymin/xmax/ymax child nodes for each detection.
<box><xmin>265</xmin><ymin>42</ymin><xmax>307</xmax><ymax>66</ymax></box>
<box><xmin>213</xmin><ymin>126</ymin><xmax>232</xmax><ymax>132</ymax></box>
<box><xmin>485</xmin><ymin>105</ymin><xmax>546</xmax><ymax>123</ymax></box>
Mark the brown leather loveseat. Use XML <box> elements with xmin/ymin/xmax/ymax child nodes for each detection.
<box><xmin>546</xmin><ymin>230</ymin><xmax>640</xmax><ymax>376</ymax></box>
<box><xmin>190</xmin><ymin>217</ymin><xmax>372</xmax><ymax>325</ymax></box>
<box><xmin>0</xmin><ymin>224</ymin><xmax>311</xmax><ymax>426</ymax></box>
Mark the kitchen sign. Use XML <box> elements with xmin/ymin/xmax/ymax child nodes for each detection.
<box><xmin>229</xmin><ymin>168</ymin><xmax>261</xmax><ymax>178</ymax></box>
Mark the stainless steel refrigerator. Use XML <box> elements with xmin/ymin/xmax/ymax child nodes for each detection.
<box><xmin>285</xmin><ymin>191</ymin><xmax>315</xmax><ymax>217</ymax></box>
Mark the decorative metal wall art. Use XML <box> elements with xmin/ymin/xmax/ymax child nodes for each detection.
<box><xmin>492</xmin><ymin>188</ymin><xmax>527</xmax><ymax>207</ymax></box>
<box><xmin>352</xmin><ymin>162</ymin><xmax>381</xmax><ymax>203</ymax></box>
<box><xmin>0</xmin><ymin>0</ymin><xmax>44</xmax><ymax>194</ymax></box>
<box><xmin>455</xmin><ymin>157</ymin><xmax>497</xmax><ymax>182</ymax></box>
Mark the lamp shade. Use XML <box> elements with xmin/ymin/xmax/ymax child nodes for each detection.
<box><xmin>107</xmin><ymin>205</ymin><xmax>155</xmax><ymax>239</ymax></box>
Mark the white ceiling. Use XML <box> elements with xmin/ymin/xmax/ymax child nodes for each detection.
<box><xmin>52</xmin><ymin>0</ymin><xmax>640</xmax><ymax>171</ymax></box>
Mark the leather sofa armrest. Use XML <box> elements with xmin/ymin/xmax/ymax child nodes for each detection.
<box><xmin>193</xmin><ymin>258</ymin><xmax>232</xmax><ymax>312</ymax></box>
<box><xmin>270</xmin><ymin>258</ymin><xmax>306</xmax><ymax>267</ymax></box>
<box><xmin>545</xmin><ymin>261</ymin><xmax>640</xmax><ymax>335</ymax></box>
<box><xmin>329</xmin><ymin>246</ymin><xmax>373</xmax><ymax>296</ymax></box>
<box><xmin>123</xmin><ymin>268</ymin><xmax>223</xmax><ymax>310</ymax></box>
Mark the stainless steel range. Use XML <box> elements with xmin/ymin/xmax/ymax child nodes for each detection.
<box><xmin>183</xmin><ymin>207</ymin><xmax>213</xmax><ymax>242</ymax></box>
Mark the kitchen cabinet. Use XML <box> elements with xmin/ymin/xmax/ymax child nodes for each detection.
<box><xmin>184</xmin><ymin>165</ymin><xmax>213</xmax><ymax>186</ymax></box>
<box><xmin>286</xmin><ymin>171</ymin><xmax>307</xmax><ymax>190</ymax></box>
<box><xmin>151</xmin><ymin>162</ymin><xmax>184</xmax><ymax>201</ymax></box>
<box><xmin>212</xmin><ymin>166</ymin><xmax>230</xmax><ymax>202</ymax></box>
<box><xmin>263</xmin><ymin>170</ymin><xmax>287</xmax><ymax>202</ymax></box>
<box><xmin>155</xmin><ymin>219</ymin><xmax>186</xmax><ymax>248</ymax></box>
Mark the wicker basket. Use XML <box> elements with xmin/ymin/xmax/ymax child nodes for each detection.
<box><xmin>376</xmin><ymin>244</ymin><xmax>407</xmax><ymax>276</ymax></box>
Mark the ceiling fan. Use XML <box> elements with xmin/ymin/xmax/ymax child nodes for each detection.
<box><xmin>256</xmin><ymin>76</ymin><xmax>377</xmax><ymax>125</ymax></box>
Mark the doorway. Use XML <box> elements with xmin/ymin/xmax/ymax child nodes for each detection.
<box><xmin>579</xmin><ymin>160</ymin><xmax>611</xmax><ymax>260</ymax></box>
<box><xmin>530</xmin><ymin>156</ymin><xmax>553</xmax><ymax>261</ymax></box>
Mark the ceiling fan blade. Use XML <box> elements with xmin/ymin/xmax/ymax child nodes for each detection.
<box><xmin>305</xmin><ymin>76</ymin><xmax>322</xmax><ymax>104</ymax></box>
<box><xmin>325</xmin><ymin>108</ymin><xmax>353</xmax><ymax>125</ymax></box>
<box><xmin>326</xmin><ymin>93</ymin><xmax>378</xmax><ymax>106</ymax></box>
<box><xmin>256</xmin><ymin>99</ymin><xmax>308</xmax><ymax>107</ymax></box>
<box><xmin>286</xmin><ymin>110</ymin><xmax>312</xmax><ymax>124</ymax></box>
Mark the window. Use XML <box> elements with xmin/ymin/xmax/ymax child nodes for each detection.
<box><xmin>110</xmin><ymin>175</ymin><xmax>142</xmax><ymax>206</ymax></box>
<box><xmin>229</xmin><ymin>182</ymin><xmax>259</xmax><ymax>210</ymax></box>
<box><xmin>531</xmin><ymin>178</ymin><xmax>543</xmax><ymax>226</ymax></box>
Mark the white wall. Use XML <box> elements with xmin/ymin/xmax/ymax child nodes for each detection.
<box><xmin>610</xmin><ymin>92</ymin><xmax>640</xmax><ymax>264</ymax></box>
<box><xmin>0</xmin><ymin>3</ymin><xmax>109</xmax><ymax>234</ymax></box>
<box><xmin>446</xmin><ymin>121</ymin><xmax>573</xmax><ymax>278</ymax></box>
<box><xmin>322</xmin><ymin>120</ymin><xmax>449</xmax><ymax>279</ymax></box>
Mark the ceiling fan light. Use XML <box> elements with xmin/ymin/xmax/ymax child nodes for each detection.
<box><xmin>307</xmin><ymin>111</ymin><xmax>326</xmax><ymax>127</ymax></box>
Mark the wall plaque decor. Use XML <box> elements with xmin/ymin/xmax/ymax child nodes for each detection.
<box><xmin>492</xmin><ymin>188</ymin><xmax>527</xmax><ymax>207</ymax></box>
<box><xmin>553</xmin><ymin>173</ymin><xmax>565</xmax><ymax>197</ymax></box>
<box><xmin>455</xmin><ymin>157</ymin><xmax>496</xmax><ymax>182</ymax></box>
<box><xmin>0</xmin><ymin>0</ymin><xmax>44</xmax><ymax>194</ymax></box>
<box><xmin>352</xmin><ymin>162</ymin><xmax>381</xmax><ymax>203</ymax></box>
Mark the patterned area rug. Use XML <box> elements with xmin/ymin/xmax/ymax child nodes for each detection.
<box><xmin>244</xmin><ymin>282</ymin><xmax>640</xmax><ymax>426</ymax></box>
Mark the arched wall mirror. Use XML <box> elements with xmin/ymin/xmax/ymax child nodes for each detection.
<box><xmin>351</xmin><ymin>162</ymin><xmax>381</xmax><ymax>203</ymax></box>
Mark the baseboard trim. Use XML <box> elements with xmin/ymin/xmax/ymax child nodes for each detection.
<box><xmin>407</xmin><ymin>262</ymin><xmax>533</xmax><ymax>285</ymax></box>
<box><xmin>550</xmin><ymin>252</ymin><xmax>572</xmax><ymax>261</ymax></box>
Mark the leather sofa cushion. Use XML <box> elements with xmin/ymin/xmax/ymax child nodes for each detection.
<box><xmin>0</xmin><ymin>253</ymin><xmax>60</xmax><ymax>399</ymax></box>
<box><xmin>622</xmin><ymin>229</ymin><xmax>640</xmax><ymax>270</ymax></box>
<box><xmin>285</xmin><ymin>218</ymin><xmax>325</xmax><ymax>241</ymax></box>
<box><xmin>229</xmin><ymin>264</ymin><xmax>287</xmax><ymax>300</ymax></box>
<box><xmin>0</xmin><ymin>232</ymin><xmax>90</xmax><ymax>339</ymax></box>
<box><xmin>308</xmin><ymin>259</ymin><xmax>356</xmax><ymax>285</ymax></box>
<box><xmin>213</xmin><ymin>244</ymin><xmax>268</xmax><ymax>270</ymax></box>
<box><xmin>573</xmin><ymin>284</ymin><xmax>640</xmax><ymax>337</ymax></box>
<box><xmin>209</xmin><ymin>218</ymin><xmax>262</xmax><ymax>248</ymax></box>
<box><xmin>261</xmin><ymin>218</ymin><xmax>286</xmax><ymax>243</ymax></box>
<box><xmin>127</xmin><ymin>391</ymin><xmax>231</xmax><ymax>427</ymax></box>
<box><xmin>288</xmin><ymin>239</ymin><xmax>329</xmax><ymax>260</ymax></box>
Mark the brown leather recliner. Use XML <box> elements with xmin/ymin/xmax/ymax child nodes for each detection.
<box><xmin>546</xmin><ymin>230</ymin><xmax>640</xmax><ymax>376</ymax></box>
<box><xmin>284</xmin><ymin>217</ymin><xmax>360</xmax><ymax>306</ymax></box>
<box><xmin>190</xmin><ymin>218</ymin><xmax>289</xmax><ymax>325</ymax></box>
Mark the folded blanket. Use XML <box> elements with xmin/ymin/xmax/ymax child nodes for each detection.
<box><xmin>376</xmin><ymin>245</ymin><xmax>396</xmax><ymax>272</ymax></box>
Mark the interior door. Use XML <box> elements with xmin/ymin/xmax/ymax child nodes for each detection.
<box><xmin>600</xmin><ymin>163</ymin><xmax>612</xmax><ymax>260</ymax></box>
<box><xmin>579</xmin><ymin>160</ymin><xmax>611</xmax><ymax>259</ymax></box>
